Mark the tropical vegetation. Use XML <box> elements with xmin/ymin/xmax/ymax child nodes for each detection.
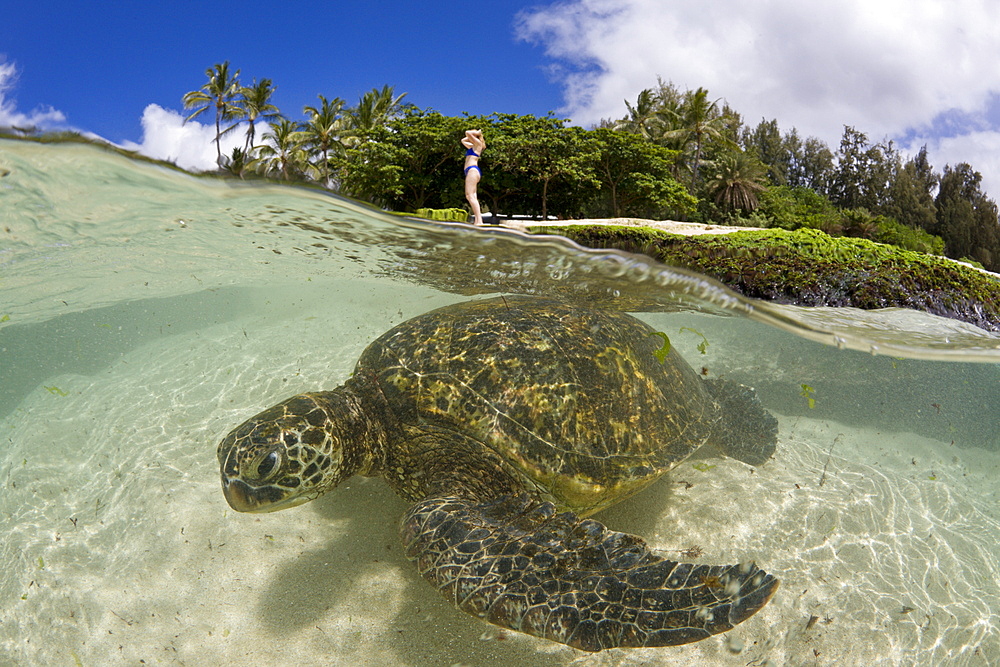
<box><xmin>179</xmin><ymin>63</ymin><xmax>1000</xmax><ymax>272</ymax></box>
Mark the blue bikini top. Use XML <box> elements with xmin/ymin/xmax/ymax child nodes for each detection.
<box><xmin>465</xmin><ymin>148</ymin><xmax>480</xmax><ymax>157</ymax></box>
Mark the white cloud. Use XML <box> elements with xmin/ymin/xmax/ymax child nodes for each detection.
<box><xmin>904</xmin><ymin>131</ymin><xmax>1000</xmax><ymax>201</ymax></box>
<box><xmin>517</xmin><ymin>0</ymin><xmax>1000</xmax><ymax>156</ymax></box>
<box><xmin>0</xmin><ymin>57</ymin><xmax>255</xmax><ymax>173</ymax></box>
<box><xmin>0</xmin><ymin>61</ymin><xmax>66</xmax><ymax>130</ymax></box>
<box><xmin>0</xmin><ymin>58</ymin><xmax>242</xmax><ymax>172</ymax></box>
<box><xmin>121</xmin><ymin>104</ymin><xmax>253</xmax><ymax>172</ymax></box>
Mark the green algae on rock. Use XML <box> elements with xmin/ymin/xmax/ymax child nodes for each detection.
<box><xmin>528</xmin><ymin>225</ymin><xmax>1000</xmax><ymax>332</ymax></box>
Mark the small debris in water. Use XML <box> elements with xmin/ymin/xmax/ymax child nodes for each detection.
<box><xmin>677</xmin><ymin>545</ymin><xmax>703</xmax><ymax>558</ymax></box>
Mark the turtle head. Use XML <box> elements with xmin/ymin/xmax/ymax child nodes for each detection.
<box><xmin>218</xmin><ymin>390</ymin><xmax>372</xmax><ymax>513</ymax></box>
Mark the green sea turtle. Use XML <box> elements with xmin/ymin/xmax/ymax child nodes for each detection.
<box><xmin>217</xmin><ymin>296</ymin><xmax>779</xmax><ymax>651</ymax></box>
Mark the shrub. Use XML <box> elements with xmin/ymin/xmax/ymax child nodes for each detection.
<box><xmin>872</xmin><ymin>216</ymin><xmax>946</xmax><ymax>255</ymax></box>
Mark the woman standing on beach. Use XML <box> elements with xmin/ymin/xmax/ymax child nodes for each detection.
<box><xmin>461</xmin><ymin>129</ymin><xmax>486</xmax><ymax>225</ymax></box>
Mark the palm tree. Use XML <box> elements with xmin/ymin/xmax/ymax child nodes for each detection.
<box><xmin>706</xmin><ymin>151</ymin><xmax>769</xmax><ymax>213</ymax></box>
<box><xmin>221</xmin><ymin>146</ymin><xmax>250</xmax><ymax>179</ymax></box>
<box><xmin>344</xmin><ymin>85</ymin><xmax>408</xmax><ymax>147</ymax></box>
<box><xmin>182</xmin><ymin>62</ymin><xmax>242</xmax><ymax>167</ymax></box>
<box><xmin>614</xmin><ymin>88</ymin><xmax>663</xmax><ymax>140</ymax></box>
<box><xmin>662</xmin><ymin>87</ymin><xmax>736</xmax><ymax>187</ymax></box>
<box><xmin>235</xmin><ymin>78</ymin><xmax>281</xmax><ymax>157</ymax></box>
<box><xmin>840</xmin><ymin>208</ymin><xmax>880</xmax><ymax>240</ymax></box>
<box><xmin>301</xmin><ymin>94</ymin><xmax>346</xmax><ymax>187</ymax></box>
<box><xmin>250</xmin><ymin>119</ymin><xmax>310</xmax><ymax>181</ymax></box>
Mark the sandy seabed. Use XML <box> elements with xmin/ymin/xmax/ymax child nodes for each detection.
<box><xmin>1</xmin><ymin>283</ymin><xmax>998</xmax><ymax>667</ymax></box>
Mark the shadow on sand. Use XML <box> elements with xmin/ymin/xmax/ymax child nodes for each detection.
<box><xmin>250</xmin><ymin>467</ymin><xmax>706</xmax><ymax>665</ymax></box>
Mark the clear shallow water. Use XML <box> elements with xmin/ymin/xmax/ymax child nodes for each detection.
<box><xmin>1</xmin><ymin>139</ymin><xmax>998</xmax><ymax>666</ymax></box>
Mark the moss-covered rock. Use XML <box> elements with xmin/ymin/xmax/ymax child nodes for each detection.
<box><xmin>528</xmin><ymin>225</ymin><xmax>1000</xmax><ymax>332</ymax></box>
<box><xmin>413</xmin><ymin>207</ymin><xmax>469</xmax><ymax>223</ymax></box>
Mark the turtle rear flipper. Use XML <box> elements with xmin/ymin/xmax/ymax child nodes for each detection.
<box><xmin>400</xmin><ymin>494</ymin><xmax>778</xmax><ymax>652</ymax></box>
<box><xmin>705</xmin><ymin>379</ymin><xmax>778</xmax><ymax>467</ymax></box>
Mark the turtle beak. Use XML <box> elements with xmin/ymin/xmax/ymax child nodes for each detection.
<box><xmin>222</xmin><ymin>477</ymin><xmax>261</xmax><ymax>512</ymax></box>
<box><xmin>221</xmin><ymin>476</ymin><xmax>314</xmax><ymax>513</ymax></box>
<box><xmin>223</xmin><ymin>477</ymin><xmax>280</xmax><ymax>513</ymax></box>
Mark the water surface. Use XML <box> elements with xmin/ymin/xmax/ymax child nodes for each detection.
<box><xmin>1</xmin><ymin>139</ymin><xmax>998</xmax><ymax>666</ymax></box>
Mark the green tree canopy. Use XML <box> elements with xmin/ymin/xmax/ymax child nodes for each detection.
<box><xmin>301</xmin><ymin>95</ymin><xmax>347</xmax><ymax>188</ymax></box>
<box><xmin>344</xmin><ymin>85</ymin><xmax>409</xmax><ymax>147</ymax></box>
<box><xmin>489</xmin><ymin>114</ymin><xmax>599</xmax><ymax>220</ymax></box>
<box><xmin>740</xmin><ymin>119</ymin><xmax>835</xmax><ymax>194</ymax></box>
<box><xmin>615</xmin><ymin>88</ymin><xmax>665</xmax><ymax>140</ymax></box>
<box><xmin>589</xmin><ymin>128</ymin><xmax>695</xmax><ymax>219</ymax></box>
<box><xmin>828</xmin><ymin>126</ymin><xmax>895</xmax><ymax>212</ymax></box>
<box><xmin>883</xmin><ymin>146</ymin><xmax>938</xmax><ymax>232</ymax></box>
<box><xmin>935</xmin><ymin>163</ymin><xmax>1000</xmax><ymax>267</ymax></box>
<box><xmin>705</xmin><ymin>151</ymin><xmax>769</xmax><ymax>214</ymax></box>
<box><xmin>235</xmin><ymin>78</ymin><xmax>281</xmax><ymax>156</ymax></box>
<box><xmin>661</xmin><ymin>87</ymin><xmax>737</xmax><ymax>188</ymax></box>
<box><xmin>249</xmin><ymin>118</ymin><xmax>310</xmax><ymax>181</ymax></box>
<box><xmin>182</xmin><ymin>61</ymin><xmax>242</xmax><ymax>167</ymax></box>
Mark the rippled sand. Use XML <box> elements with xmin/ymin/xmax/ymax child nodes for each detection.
<box><xmin>2</xmin><ymin>283</ymin><xmax>998</xmax><ymax>667</ymax></box>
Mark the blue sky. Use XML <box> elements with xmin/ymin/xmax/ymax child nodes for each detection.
<box><xmin>5</xmin><ymin>0</ymin><xmax>1000</xmax><ymax>197</ymax></box>
<box><xmin>1</xmin><ymin>1</ymin><xmax>562</xmax><ymax>141</ymax></box>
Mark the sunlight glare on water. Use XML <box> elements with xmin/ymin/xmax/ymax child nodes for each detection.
<box><xmin>1</xmin><ymin>139</ymin><xmax>998</xmax><ymax>666</ymax></box>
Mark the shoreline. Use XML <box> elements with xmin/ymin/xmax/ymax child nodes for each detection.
<box><xmin>504</xmin><ymin>217</ymin><xmax>764</xmax><ymax>236</ymax></box>
<box><xmin>514</xmin><ymin>220</ymin><xmax>1000</xmax><ymax>332</ymax></box>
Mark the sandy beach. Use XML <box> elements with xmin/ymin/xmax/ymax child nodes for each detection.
<box><xmin>504</xmin><ymin>217</ymin><xmax>764</xmax><ymax>236</ymax></box>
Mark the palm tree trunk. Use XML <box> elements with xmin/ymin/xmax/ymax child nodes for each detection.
<box><xmin>692</xmin><ymin>134</ymin><xmax>703</xmax><ymax>187</ymax></box>
<box><xmin>214</xmin><ymin>112</ymin><xmax>223</xmax><ymax>167</ymax></box>
<box><xmin>243</xmin><ymin>120</ymin><xmax>255</xmax><ymax>156</ymax></box>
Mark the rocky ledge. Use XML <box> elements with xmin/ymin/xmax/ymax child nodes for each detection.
<box><xmin>527</xmin><ymin>224</ymin><xmax>1000</xmax><ymax>333</ymax></box>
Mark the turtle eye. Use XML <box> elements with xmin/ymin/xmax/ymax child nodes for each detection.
<box><xmin>255</xmin><ymin>451</ymin><xmax>280</xmax><ymax>480</ymax></box>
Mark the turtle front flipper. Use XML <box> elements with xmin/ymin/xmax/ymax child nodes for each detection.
<box><xmin>705</xmin><ymin>379</ymin><xmax>779</xmax><ymax>466</ymax></box>
<box><xmin>400</xmin><ymin>494</ymin><xmax>778</xmax><ymax>652</ymax></box>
